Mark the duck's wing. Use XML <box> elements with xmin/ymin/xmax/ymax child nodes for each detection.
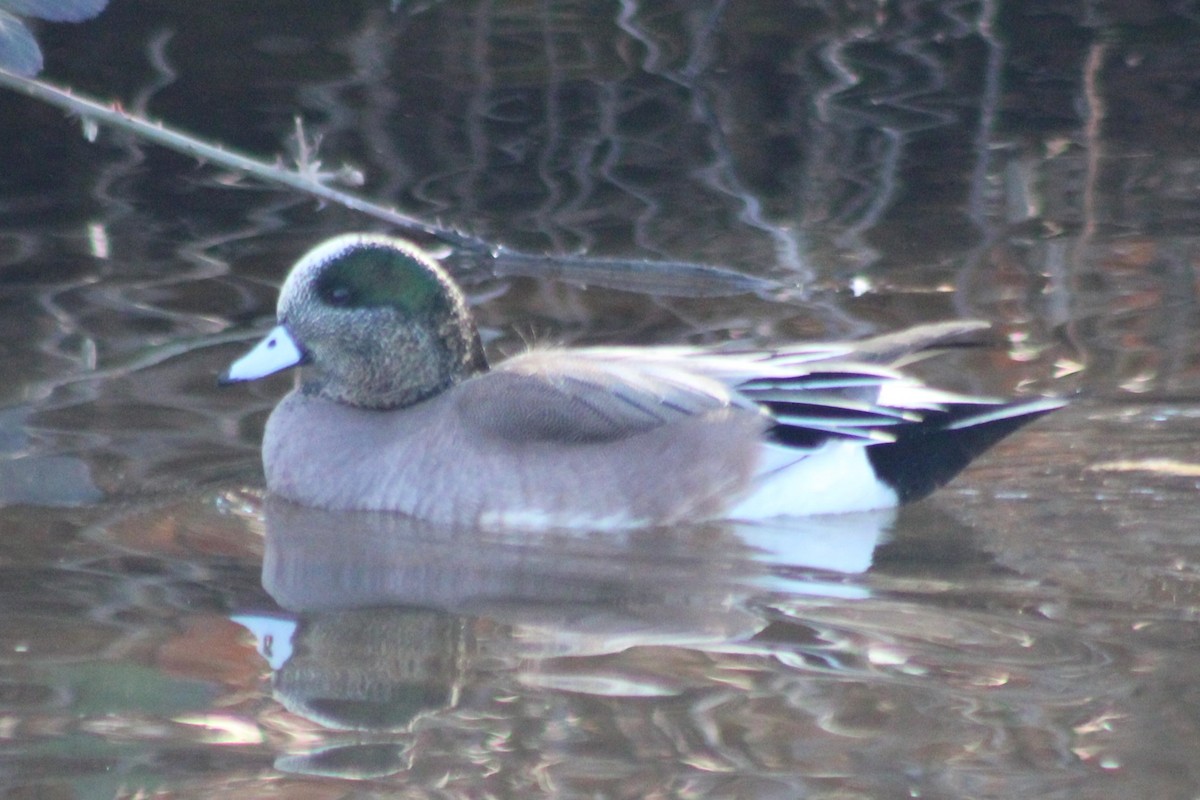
<box><xmin>551</xmin><ymin>320</ymin><xmax>993</xmax><ymax>383</ymax></box>
<box><xmin>458</xmin><ymin>345</ymin><xmax>964</xmax><ymax>448</ymax></box>
<box><xmin>623</xmin><ymin>321</ymin><xmax>1006</xmax><ymax>447</ymax></box>
<box><xmin>455</xmin><ymin>349</ymin><xmax>760</xmax><ymax>444</ymax></box>
<box><xmin>456</xmin><ymin>322</ymin><xmax>1042</xmax><ymax>452</ymax></box>
<box><xmin>551</xmin><ymin>346</ymin><xmax>969</xmax><ymax>446</ymax></box>
<box><xmin>732</xmin><ymin>365</ymin><xmax>943</xmax><ymax>447</ymax></box>
<box><xmin>816</xmin><ymin>320</ymin><xmax>991</xmax><ymax>366</ymax></box>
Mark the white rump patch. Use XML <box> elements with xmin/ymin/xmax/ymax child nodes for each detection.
<box><xmin>728</xmin><ymin>440</ymin><xmax>899</xmax><ymax>519</ymax></box>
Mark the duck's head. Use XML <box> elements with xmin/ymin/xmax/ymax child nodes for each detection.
<box><xmin>220</xmin><ymin>234</ymin><xmax>487</xmax><ymax>409</ymax></box>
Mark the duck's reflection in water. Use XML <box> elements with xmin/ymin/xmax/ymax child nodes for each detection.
<box><xmin>235</xmin><ymin>498</ymin><xmax>899</xmax><ymax>778</ymax></box>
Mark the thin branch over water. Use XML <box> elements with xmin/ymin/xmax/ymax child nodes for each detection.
<box><xmin>0</xmin><ymin>68</ymin><xmax>776</xmax><ymax>296</ymax></box>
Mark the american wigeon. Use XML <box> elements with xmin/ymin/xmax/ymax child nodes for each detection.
<box><xmin>220</xmin><ymin>233</ymin><xmax>1062</xmax><ymax>529</ymax></box>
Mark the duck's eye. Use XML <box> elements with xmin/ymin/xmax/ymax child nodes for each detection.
<box><xmin>327</xmin><ymin>286</ymin><xmax>353</xmax><ymax>306</ymax></box>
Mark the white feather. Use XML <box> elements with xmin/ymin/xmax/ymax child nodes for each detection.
<box><xmin>728</xmin><ymin>441</ymin><xmax>899</xmax><ymax>519</ymax></box>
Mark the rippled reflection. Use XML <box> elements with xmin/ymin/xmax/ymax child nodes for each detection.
<box><xmin>202</xmin><ymin>495</ymin><xmax>1121</xmax><ymax>793</ymax></box>
<box><xmin>4</xmin><ymin>0</ymin><xmax>1200</xmax><ymax>797</ymax></box>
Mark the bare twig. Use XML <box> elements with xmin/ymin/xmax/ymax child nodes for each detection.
<box><xmin>0</xmin><ymin>68</ymin><xmax>777</xmax><ymax>296</ymax></box>
<box><xmin>0</xmin><ymin>68</ymin><xmax>486</xmax><ymax>251</ymax></box>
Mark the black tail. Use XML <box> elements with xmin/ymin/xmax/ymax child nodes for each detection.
<box><xmin>866</xmin><ymin>399</ymin><xmax>1062</xmax><ymax>504</ymax></box>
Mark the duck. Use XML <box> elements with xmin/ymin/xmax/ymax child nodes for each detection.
<box><xmin>220</xmin><ymin>233</ymin><xmax>1063</xmax><ymax>530</ymax></box>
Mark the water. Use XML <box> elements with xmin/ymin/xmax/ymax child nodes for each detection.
<box><xmin>3</xmin><ymin>1</ymin><xmax>1200</xmax><ymax>797</ymax></box>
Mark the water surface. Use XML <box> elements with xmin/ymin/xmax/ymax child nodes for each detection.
<box><xmin>3</xmin><ymin>1</ymin><xmax>1200</xmax><ymax>797</ymax></box>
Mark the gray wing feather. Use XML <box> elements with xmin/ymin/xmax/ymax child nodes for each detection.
<box><xmin>457</xmin><ymin>321</ymin><xmax>992</xmax><ymax>446</ymax></box>
<box><xmin>456</xmin><ymin>350</ymin><xmax>744</xmax><ymax>444</ymax></box>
